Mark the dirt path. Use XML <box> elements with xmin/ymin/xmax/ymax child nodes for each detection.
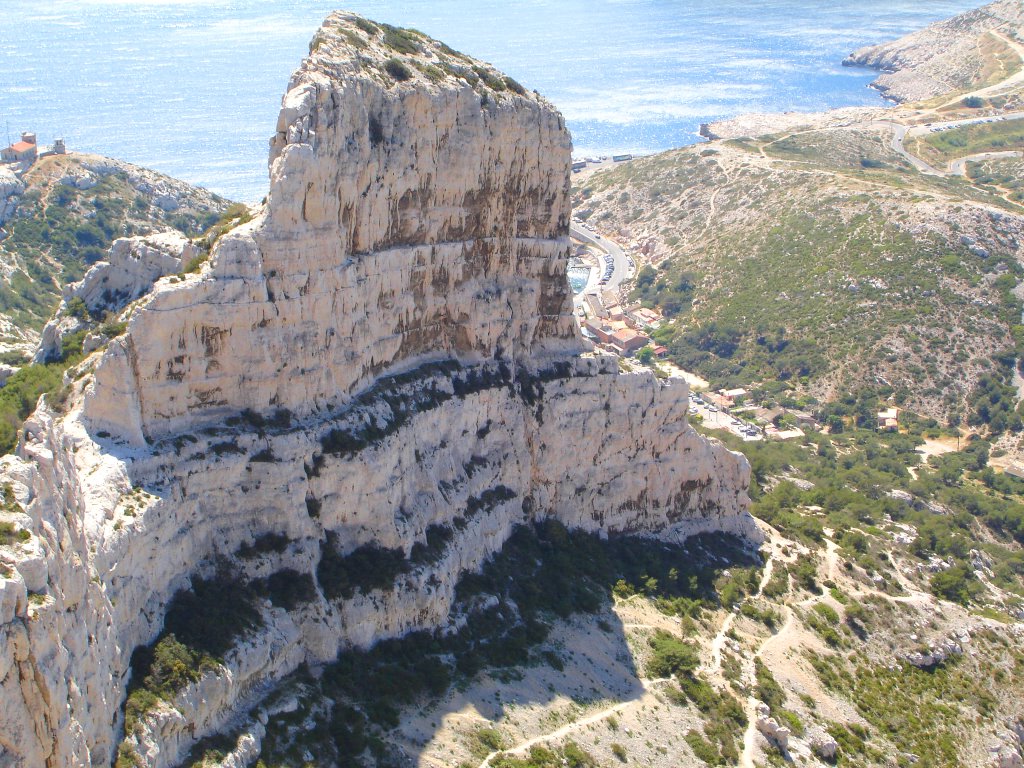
<box><xmin>476</xmin><ymin>676</ymin><xmax>669</xmax><ymax>767</ymax></box>
<box><xmin>706</xmin><ymin>542</ymin><xmax>777</xmax><ymax>680</ymax></box>
<box><xmin>706</xmin><ymin>611</ymin><xmax>738</xmax><ymax>680</ymax></box>
<box><xmin>698</xmin><ymin>160</ymin><xmax>733</xmax><ymax>242</ymax></box>
<box><xmin>735</xmin><ymin>541</ymin><xmax>790</xmax><ymax>768</ymax></box>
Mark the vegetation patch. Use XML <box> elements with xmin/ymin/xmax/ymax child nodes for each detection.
<box><xmin>916</xmin><ymin>119</ymin><xmax>1024</xmax><ymax>166</ymax></box>
<box><xmin>123</xmin><ymin>569</ymin><xmax>262</xmax><ymax>733</ymax></box>
<box><xmin>0</xmin><ymin>166</ymin><xmax>226</xmax><ymax>334</ymax></box>
<box><xmin>810</xmin><ymin>641</ymin><xmax>1007</xmax><ymax>768</ymax></box>
<box><xmin>383</xmin><ymin>58</ymin><xmax>413</xmax><ymax>83</ymax></box>
<box><xmin>317</xmin><ymin>534</ymin><xmax>410</xmax><ymax>600</ymax></box>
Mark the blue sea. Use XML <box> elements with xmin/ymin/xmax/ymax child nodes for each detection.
<box><xmin>0</xmin><ymin>0</ymin><xmax>981</xmax><ymax>202</ymax></box>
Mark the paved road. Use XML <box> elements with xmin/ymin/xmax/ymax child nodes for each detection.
<box><xmin>882</xmin><ymin>110</ymin><xmax>1024</xmax><ymax>176</ymax></box>
<box><xmin>570</xmin><ymin>223</ymin><xmax>633</xmax><ymax>294</ymax></box>
<box><xmin>949</xmin><ymin>149</ymin><xmax>1023</xmax><ymax>176</ymax></box>
<box><xmin>689</xmin><ymin>397</ymin><xmax>763</xmax><ymax>441</ymax></box>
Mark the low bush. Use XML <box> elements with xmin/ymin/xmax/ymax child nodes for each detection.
<box><xmin>384</xmin><ymin>58</ymin><xmax>413</xmax><ymax>82</ymax></box>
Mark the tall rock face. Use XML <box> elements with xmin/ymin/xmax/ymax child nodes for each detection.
<box><xmin>84</xmin><ymin>13</ymin><xmax>579</xmax><ymax>446</ymax></box>
<box><xmin>0</xmin><ymin>13</ymin><xmax>757</xmax><ymax>768</ymax></box>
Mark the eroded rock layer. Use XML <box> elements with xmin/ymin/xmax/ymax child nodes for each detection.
<box><xmin>0</xmin><ymin>13</ymin><xmax>756</xmax><ymax>768</ymax></box>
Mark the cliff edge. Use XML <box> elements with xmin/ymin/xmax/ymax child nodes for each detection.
<box><xmin>0</xmin><ymin>13</ymin><xmax>756</xmax><ymax>768</ymax></box>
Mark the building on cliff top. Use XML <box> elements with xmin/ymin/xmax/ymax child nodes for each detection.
<box><xmin>1</xmin><ymin>132</ymin><xmax>38</xmax><ymax>165</ymax></box>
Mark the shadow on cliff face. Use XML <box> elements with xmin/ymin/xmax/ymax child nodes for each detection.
<box><xmin>253</xmin><ymin>523</ymin><xmax>761</xmax><ymax>768</ymax></box>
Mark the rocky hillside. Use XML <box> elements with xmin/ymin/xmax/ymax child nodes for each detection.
<box><xmin>0</xmin><ymin>13</ymin><xmax>755</xmax><ymax>768</ymax></box>
<box><xmin>577</xmin><ymin>125</ymin><xmax>1024</xmax><ymax>425</ymax></box>
<box><xmin>0</xmin><ymin>153</ymin><xmax>228</xmax><ymax>351</ymax></box>
<box><xmin>844</xmin><ymin>0</ymin><xmax>1024</xmax><ymax>103</ymax></box>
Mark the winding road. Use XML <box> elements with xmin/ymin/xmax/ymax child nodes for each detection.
<box><xmin>882</xmin><ymin>110</ymin><xmax>1024</xmax><ymax>176</ymax></box>
<box><xmin>570</xmin><ymin>224</ymin><xmax>633</xmax><ymax>295</ymax></box>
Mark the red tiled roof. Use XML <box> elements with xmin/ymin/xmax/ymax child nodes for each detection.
<box><xmin>9</xmin><ymin>141</ymin><xmax>34</xmax><ymax>153</ymax></box>
<box><xmin>612</xmin><ymin>329</ymin><xmax>643</xmax><ymax>343</ymax></box>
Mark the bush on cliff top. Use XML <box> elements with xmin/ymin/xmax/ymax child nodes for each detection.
<box><xmin>384</xmin><ymin>58</ymin><xmax>413</xmax><ymax>82</ymax></box>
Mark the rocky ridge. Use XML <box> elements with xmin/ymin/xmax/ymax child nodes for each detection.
<box><xmin>0</xmin><ymin>13</ymin><xmax>755</xmax><ymax>768</ymax></box>
<box><xmin>844</xmin><ymin>0</ymin><xmax>1024</xmax><ymax>103</ymax></box>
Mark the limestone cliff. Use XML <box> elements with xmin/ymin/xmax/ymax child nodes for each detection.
<box><xmin>0</xmin><ymin>13</ymin><xmax>756</xmax><ymax>768</ymax></box>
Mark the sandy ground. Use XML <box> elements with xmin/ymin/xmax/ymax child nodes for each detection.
<box><xmin>916</xmin><ymin>436</ymin><xmax>960</xmax><ymax>461</ymax></box>
<box><xmin>660</xmin><ymin>362</ymin><xmax>710</xmax><ymax>391</ymax></box>
<box><xmin>394</xmin><ymin>605</ymin><xmax>708</xmax><ymax>768</ymax></box>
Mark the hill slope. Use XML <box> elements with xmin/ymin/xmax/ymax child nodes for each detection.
<box><xmin>844</xmin><ymin>0</ymin><xmax>1024</xmax><ymax>104</ymax></box>
<box><xmin>576</xmin><ymin>125</ymin><xmax>1024</xmax><ymax>426</ymax></box>
<box><xmin>0</xmin><ymin>152</ymin><xmax>229</xmax><ymax>351</ymax></box>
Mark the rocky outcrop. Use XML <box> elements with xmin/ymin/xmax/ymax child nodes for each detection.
<box><xmin>843</xmin><ymin>0</ymin><xmax>1024</xmax><ymax>103</ymax></box>
<box><xmin>755</xmin><ymin>702</ymin><xmax>791</xmax><ymax>750</ymax></box>
<box><xmin>902</xmin><ymin>635</ymin><xmax>965</xmax><ymax>668</ymax></box>
<box><xmin>806</xmin><ymin>727</ymin><xmax>839</xmax><ymax>761</ymax></box>
<box><xmin>992</xmin><ymin>720</ymin><xmax>1024</xmax><ymax>768</ymax></box>
<box><xmin>83</xmin><ymin>14</ymin><xmax>579</xmax><ymax>447</ymax></box>
<box><xmin>0</xmin><ymin>167</ymin><xmax>24</xmax><ymax>227</ymax></box>
<box><xmin>35</xmin><ymin>231</ymin><xmax>197</xmax><ymax>363</ymax></box>
<box><xmin>0</xmin><ymin>13</ymin><xmax>756</xmax><ymax>768</ymax></box>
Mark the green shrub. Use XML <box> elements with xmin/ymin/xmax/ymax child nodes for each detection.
<box><xmin>645</xmin><ymin>630</ymin><xmax>699</xmax><ymax>678</ymax></box>
<box><xmin>381</xmin><ymin>24</ymin><xmax>421</xmax><ymax>54</ymax></box>
<box><xmin>685</xmin><ymin>730</ymin><xmax>719</xmax><ymax>764</ymax></box>
<box><xmin>0</xmin><ymin>361</ymin><xmax>72</xmax><ymax>454</ymax></box>
<box><xmin>930</xmin><ymin>564</ymin><xmax>982</xmax><ymax>605</ymax></box>
<box><xmin>384</xmin><ymin>58</ymin><xmax>413</xmax><ymax>82</ymax></box>
<box><xmin>353</xmin><ymin>17</ymin><xmax>378</xmax><ymax>35</ymax></box>
<box><xmin>66</xmin><ymin>296</ymin><xmax>90</xmax><ymax>320</ymax></box>
<box><xmin>503</xmin><ymin>76</ymin><xmax>527</xmax><ymax>95</ymax></box>
<box><xmin>812</xmin><ymin>603</ymin><xmax>840</xmax><ymax>624</ymax></box>
<box><xmin>0</xmin><ymin>521</ymin><xmax>30</xmax><ymax>545</ymax></box>
<box><xmin>471</xmin><ymin>727</ymin><xmax>505</xmax><ymax>759</ymax></box>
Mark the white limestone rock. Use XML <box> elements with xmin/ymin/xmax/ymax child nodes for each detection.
<box><xmin>0</xmin><ymin>167</ymin><xmax>25</xmax><ymax>225</ymax></box>
<box><xmin>807</xmin><ymin>727</ymin><xmax>839</xmax><ymax>760</ymax></box>
<box><xmin>0</xmin><ymin>13</ymin><xmax>758</xmax><ymax>768</ymax></box>
<box><xmin>34</xmin><ymin>231</ymin><xmax>196</xmax><ymax>363</ymax></box>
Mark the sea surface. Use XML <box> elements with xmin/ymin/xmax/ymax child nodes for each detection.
<box><xmin>0</xmin><ymin>0</ymin><xmax>981</xmax><ymax>202</ymax></box>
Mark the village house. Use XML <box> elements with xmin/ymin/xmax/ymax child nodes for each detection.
<box><xmin>652</xmin><ymin>345</ymin><xmax>669</xmax><ymax>359</ymax></box>
<box><xmin>753</xmin><ymin>406</ymin><xmax>785</xmax><ymax>424</ymax></box>
<box><xmin>627</xmin><ymin>305</ymin><xmax>663</xmax><ymax>329</ymax></box>
<box><xmin>604</xmin><ymin>303</ymin><xmax>626</xmax><ymax>321</ymax></box>
<box><xmin>789</xmin><ymin>409</ymin><xmax>819</xmax><ymax>429</ymax></box>
<box><xmin>581</xmin><ymin>319</ymin><xmax>649</xmax><ymax>356</ymax></box>
<box><xmin>610</xmin><ymin>328</ymin><xmax>648</xmax><ymax>356</ymax></box>
<box><xmin>877</xmin><ymin>407</ymin><xmax>899</xmax><ymax>431</ymax></box>
<box><xmin>718</xmin><ymin>387</ymin><xmax>747</xmax><ymax>407</ymax></box>
<box><xmin>1</xmin><ymin>132</ymin><xmax>38</xmax><ymax>165</ymax></box>
<box><xmin>582</xmin><ymin>318</ymin><xmax>616</xmax><ymax>344</ymax></box>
